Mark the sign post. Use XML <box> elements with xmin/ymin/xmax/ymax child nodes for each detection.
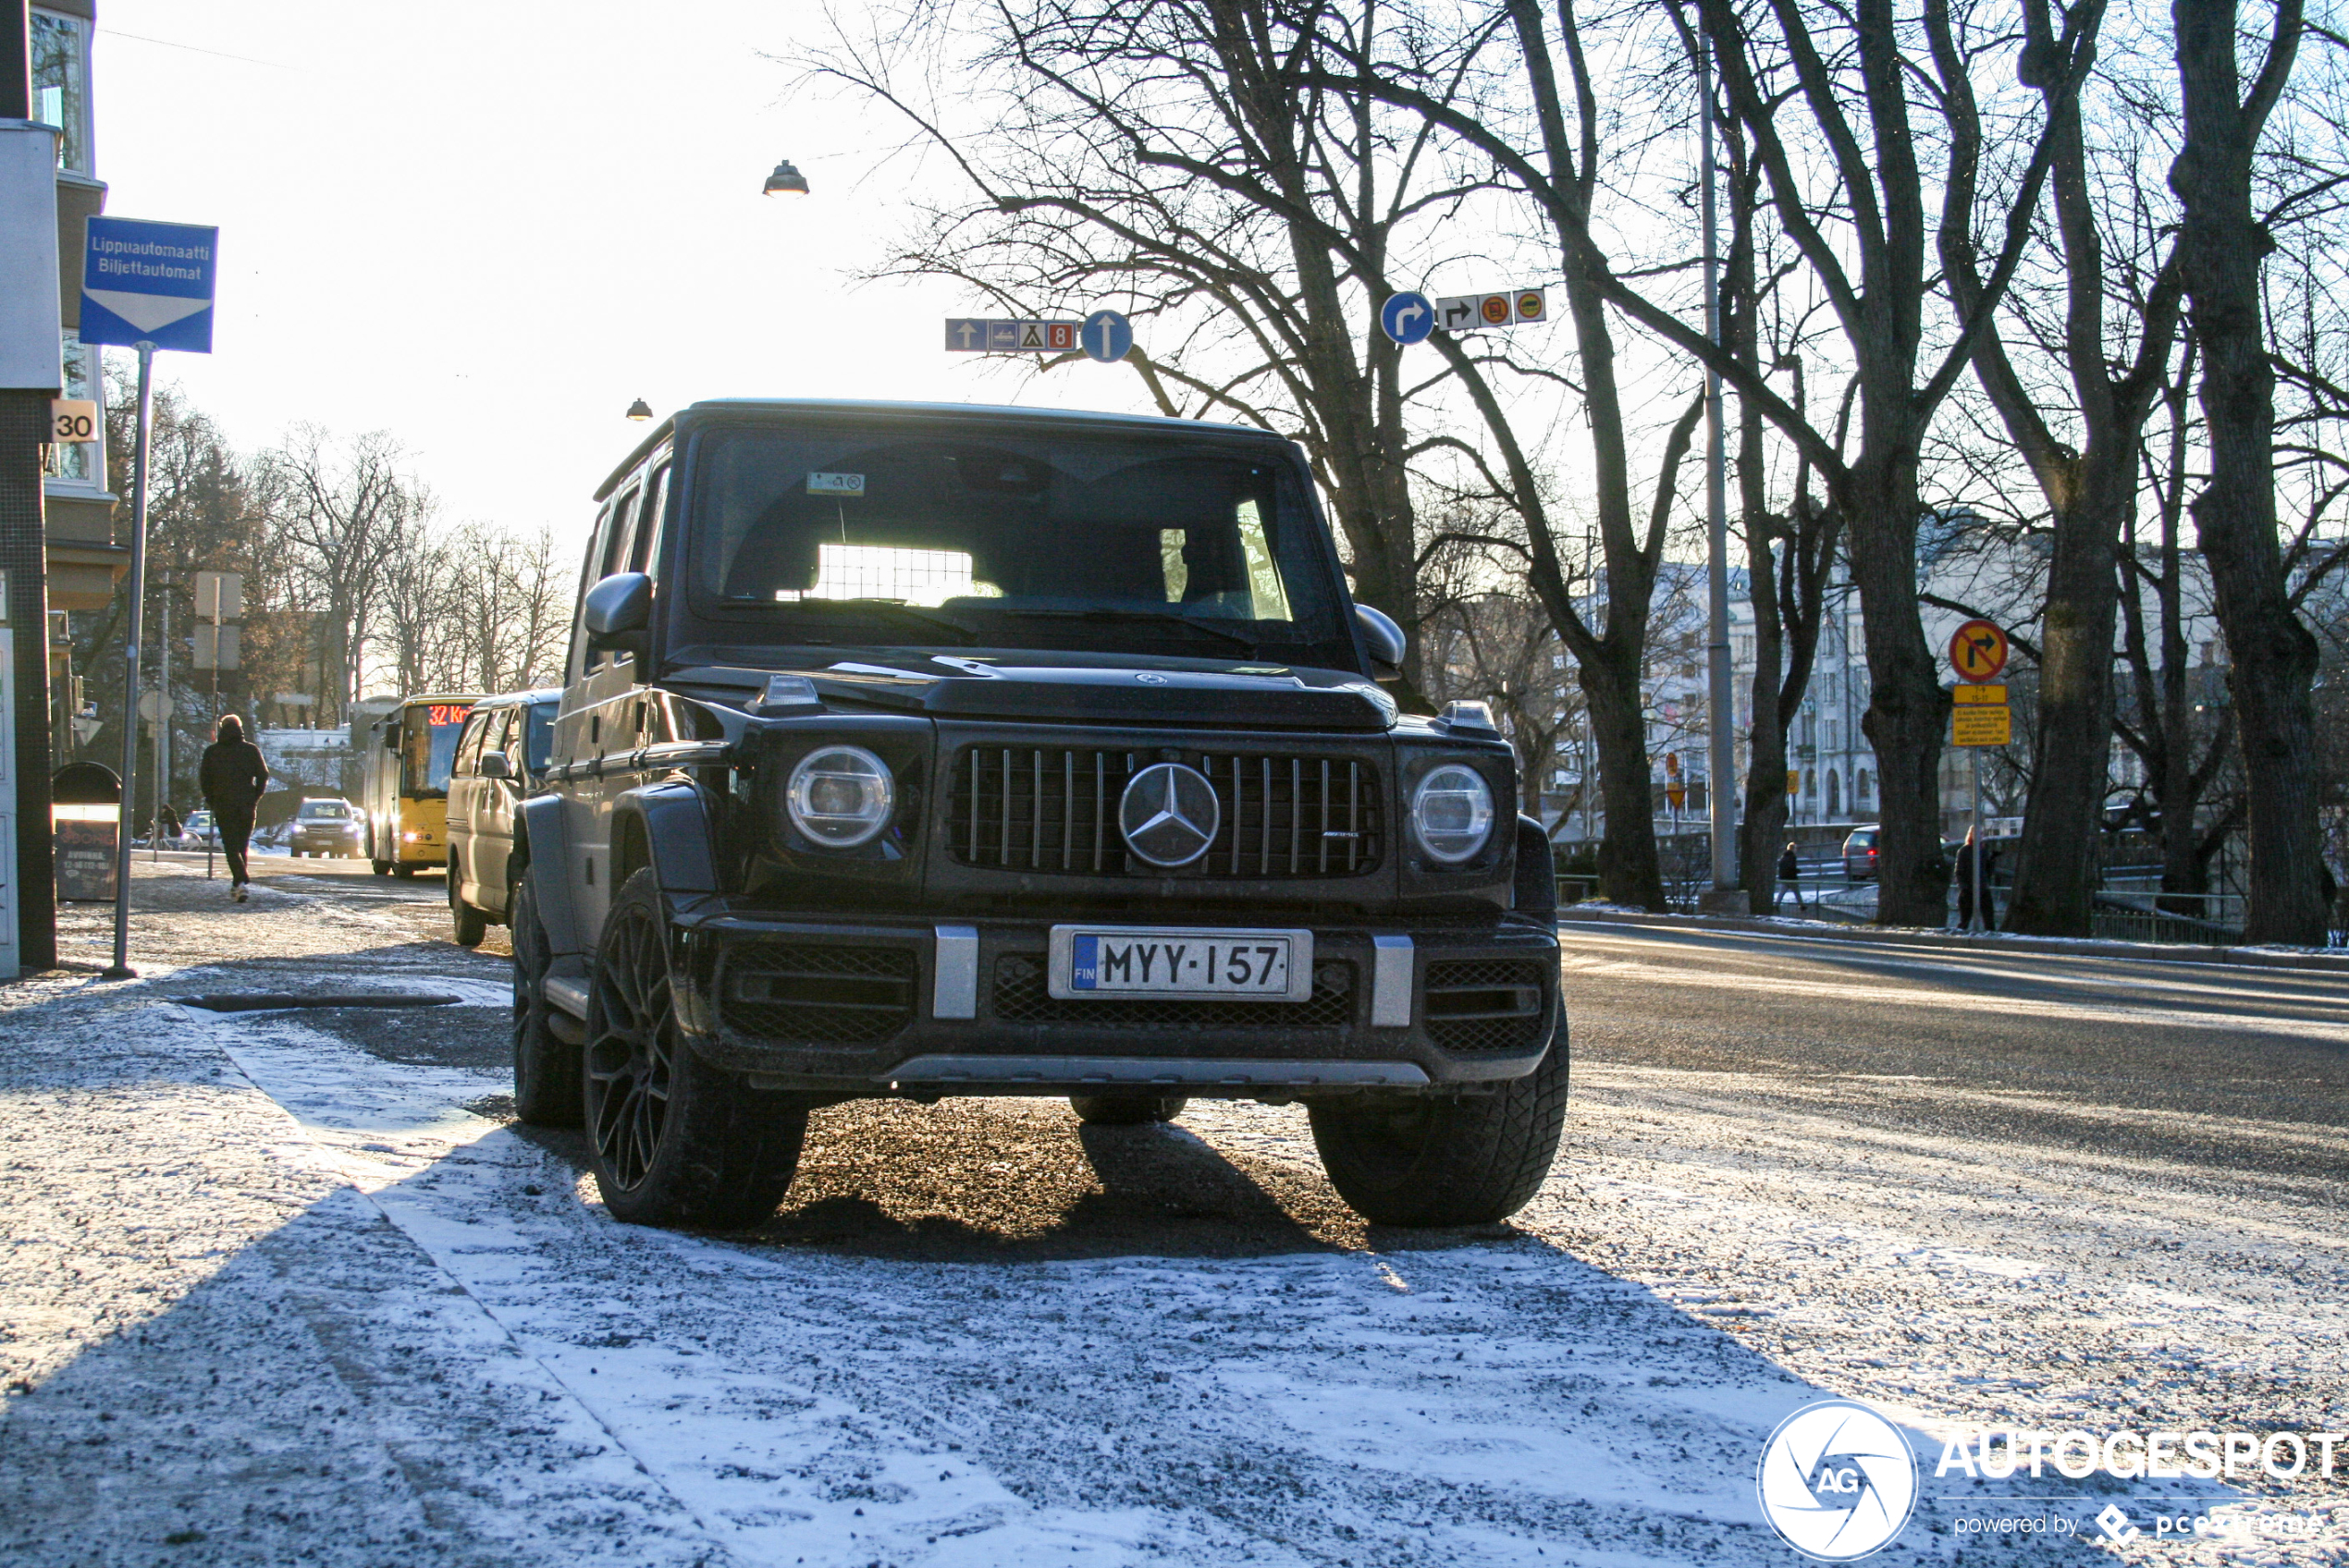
<box><xmin>78</xmin><ymin>216</ymin><xmax>218</xmax><ymax>978</ymax></box>
<box><xmin>1945</xmin><ymin>619</ymin><xmax>2011</xmax><ymax>933</ymax></box>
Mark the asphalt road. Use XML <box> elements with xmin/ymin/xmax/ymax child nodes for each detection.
<box><xmin>1557</xmin><ymin>916</ymin><xmax>2349</xmax><ymax>1180</ymax></box>
<box><xmin>5</xmin><ymin>864</ymin><xmax>2343</xmax><ymax>1565</ymax></box>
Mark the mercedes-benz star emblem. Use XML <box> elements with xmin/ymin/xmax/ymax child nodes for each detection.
<box><xmin>1119</xmin><ymin>763</ymin><xmax>1220</xmax><ymax>867</ymax></box>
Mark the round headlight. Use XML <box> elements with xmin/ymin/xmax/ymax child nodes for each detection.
<box><xmin>1410</xmin><ymin>763</ymin><xmax>1494</xmax><ymax>864</ymax></box>
<box><xmin>787</xmin><ymin>745</ymin><xmax>894</xmax><ymax>847</ymax></box>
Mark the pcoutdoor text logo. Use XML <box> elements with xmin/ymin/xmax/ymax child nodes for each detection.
<box><xmin>1756</xmin><ymin>1401</ymin><xmax>1920</xmax><ymax>1561</ymax></box>
<box><xmin>1935</xmin><ymin>1428</ymin><xmax>2348</xmax><ymax>1481</ymax></box>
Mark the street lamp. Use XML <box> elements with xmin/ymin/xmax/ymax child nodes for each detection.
<box><xmin>762</xmin><ymin>158</ymin><xmax>810</xmax><ymax>196</ymax></box>
<box><xmin>626</xmin><ymin>398</ymin><xmax>653</xmax><ymax>422</ymax></box>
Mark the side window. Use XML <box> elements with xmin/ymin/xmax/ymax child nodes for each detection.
<box><xmin>485</xmin><ymin>708</ymin><xmax>515</xmax><ymax>763</ymax></box>
<box><xmin>601</xmin><ymin>486</ymin><xmax>642</xmax><ymax>580</ymax></box>
<box><xmin>631</xmin><ymin>467</ymin><xmax>670</xmax><ymax>576</ymax></box>
<box><xmin>454</xmin><ymin>712</ymin><xmax>488</xmax><ymax>777</ymax></box>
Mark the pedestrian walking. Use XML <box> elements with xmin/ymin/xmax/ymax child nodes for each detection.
<box><xmin>1776</xmin><ymin>841</ymin><xmax>1806</xmax><ymax>912</ymax></box>
<box><xmin>1956</xmin><ymin>827</ymin><xmax>1984</xmax><ymax>931</ymax></box>
<box><xmin>199</xmin><ymin>715</ymin><xmax>270</xmax><ymax>901</ymax></box>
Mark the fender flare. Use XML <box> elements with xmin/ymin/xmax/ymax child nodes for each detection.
<box><xmin>609</xmin><ymin>781</ymin><xmax>719</xmax><ymax>900</ymax></box>
<box><xmin>514</xmin><ymin>796</ymin><xmax>584</xmax><ymax>959</ymax></box>
<box><xmin>1514</xmin><ymin>814</ymin><xmax>1557</xmax><ymax>917</ymax></box>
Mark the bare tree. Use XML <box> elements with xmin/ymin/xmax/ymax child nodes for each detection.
<box><xmin>814</xmin><ymin>0</ymin><xmax>1496</xmax><ymax>703</ymax></box>
<box><xmin>258</xmin><ymin>427</ymin><xmax>422</xmax><ymax>727</ymax></box>
<box><xmin>2167</xmin><ymin>0</ymin><xmax>2330</xmax><ymax>942</ymax></box>
<box><xmin>1938</xmin><ymin>0</ymin><xmax>2184</xmax><ymax>935</ymax></box>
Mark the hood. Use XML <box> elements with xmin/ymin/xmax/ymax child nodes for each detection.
<box><xmin>668</xmin><ymin>651</ymin><xmax>1399</xmax><ymax>732</ymax></box>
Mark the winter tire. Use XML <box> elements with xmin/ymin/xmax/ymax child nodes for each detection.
<box><xmin>372</xmin><ymin>860</ymin><xmax>391</xmax><ymax>877</ymax></box>
<box><xmin>1068</xmin><ymin>1093</ymin><xmax>1187</xmax><ymax>1126</ymax></box>
<box><xmin>583</xmin><ymin>868</ymin><xmax>806</xmax><ymax>1228</ymax></box>
<box><xmin>510</xmin><ymin>868</ymin><xmax>581</xmax><ymax>1128</ymax></box>
<box><xmin>448</xmin><ymin>857</ymin><xmax>487</xmax><ymax>947</ymax></box>
<box><xmin>393</xmin><ymin>863</ymin><xmax>418</xmax><ymax>878</ymax></box>
<box><xmin>1308</xmin><ymin>1017</ymin><xmax>1568</xmax><ymax>1227</ymax></box>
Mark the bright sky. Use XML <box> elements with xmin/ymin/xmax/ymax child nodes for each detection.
<box><xmin>92</xmin><ymin>1</ymin><xmax>1152</xmax><ymax>544</ymax></box>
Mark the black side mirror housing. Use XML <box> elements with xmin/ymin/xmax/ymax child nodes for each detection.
<box><xmin>1353</xmin><ymin>603</ymin><xmax>1407</xmax><ymax>682</ymax></box>
<box><xmin>584</xmin><ymin>571</ymin><xmax>654</xmax><ymax>665</ymax></box>
<box><xmin>476</xmin><ymin>750</ymin><xmax>512</xmax><ymax>781</ymax></box>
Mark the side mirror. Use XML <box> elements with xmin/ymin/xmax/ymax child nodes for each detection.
<box><xmin>476</xmin><ymin>750</ymin><xmax>512</xmax><ymax>781</ymax></box>
<box><xmin>1353</xmin><ymin>603</ymin><xmax>1407</xmax><ymax>681</ymax></box>
<box><xmin>584</xmin><ymin>571</ymin><xmax>653</xmax><ymax>666</ymax></box>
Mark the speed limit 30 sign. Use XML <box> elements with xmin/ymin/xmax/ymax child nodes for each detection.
<box><xmin>49</xmin><ymin>399</ymin><xmax>98</xmax><ymax>445</ymax></box>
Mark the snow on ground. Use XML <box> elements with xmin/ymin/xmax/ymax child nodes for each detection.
<box><xmin>4</xmin><ymin>864</ymin><xmax>2344</xmax><ymax>1564</ymax></box>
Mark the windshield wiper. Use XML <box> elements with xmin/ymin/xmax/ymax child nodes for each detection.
<box><xmin>992</xmin><ymin>606</ymin><xmax>1261</xmax><ymax>654</ymax></box>
<box><xmin>775</xmin><ymin>598</ymin><xmax>976</xmax><ymax>644</ymax></box>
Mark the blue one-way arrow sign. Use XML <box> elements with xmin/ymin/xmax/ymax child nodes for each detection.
<box><xmin>79</xmin><ymin>216</ymin><xmax>218</xmax><ymax>353</ymax></box>
<box><xmin>1082</xmin><ymin>309</ymin><xmax>1133</xmax><ymax>363</ymax></box>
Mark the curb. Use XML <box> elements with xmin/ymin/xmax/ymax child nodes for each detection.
<box><xmin>1556</xmin><ymin>905</ymin><xmax>2349</xmax><ymax>973</ymax></box>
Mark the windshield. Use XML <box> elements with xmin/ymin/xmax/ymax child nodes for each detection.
<box><xmin>524</xmin><ymin>704</ymin><xmax>554</xmax><ymax>773</ymax></box>
<box><xmin>401</xmin><ymin>708</ymin><xmax>468</xmax><ymax>796</ymax></box>
<box><xmin>300</xmin><ymin>802</ymin><xmax>353</xmax><ymax>820</ymax></box>
<box><xmin>683</xmin><ymin>425</ymin><xmax>1347</xmax><ymax>660</ymax></box>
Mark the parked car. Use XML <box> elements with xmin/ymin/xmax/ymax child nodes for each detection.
<box><xmin>445</xmin><ymin>689</ymin><xmax>560</xmax><ymax>946</ymax></box>
<box><xmin>184</xmin><ymin>809</ymin><xmax>215</xmax><ymax>847</ymax></box>
<box><xmin>508</xmin><ymin>398</ymin><xmax>1564</xmax><ymax>1233</ymax></box>
<box><xmin>1842</xmin><ymin>826</ymin><xmax>1878</xmax><ymax>881</ymax></box>
<box><xmin>289</xmin><ymin>797</ymin><xmax>366</xmax><ymax>858</ymax></box>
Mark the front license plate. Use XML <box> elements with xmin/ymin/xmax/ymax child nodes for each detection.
<box><xmin>1048</xmin><ymin>925</ymin><xmax>1315</xmax><ymax>1002</ymax></box>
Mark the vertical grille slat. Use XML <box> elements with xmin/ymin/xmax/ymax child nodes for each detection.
<box><xmin>948</xmin><ymin>745</ymin><xmax>1379</xmax><ymax>877</ymax></box>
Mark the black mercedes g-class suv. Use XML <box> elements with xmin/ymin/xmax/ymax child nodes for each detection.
<box><xmin>510</xmin><ymin>399</ymin><xmax>1565</xmax><ymax>1231</ymax></box>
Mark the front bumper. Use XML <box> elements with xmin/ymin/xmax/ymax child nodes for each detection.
<box><xmin>666</xmin><ymin>904</ymin><xmax>1560</xmax><ymax>1096</ymax></box>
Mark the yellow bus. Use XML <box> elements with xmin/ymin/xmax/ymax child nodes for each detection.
<box><xmin>361</xmin><ymin>692</ymin><xmax>485</xmax><ymax>876</ymax></box>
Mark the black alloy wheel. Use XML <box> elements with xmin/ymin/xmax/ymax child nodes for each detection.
<box><xmin>582</xmin><ymin>869</ymin><xmax>806</xmax><ymax>1228</ymax></box>
<box><xmin>585</xmin><ymin>888</ymin><xmax>673</xmax><ymax>1194</ymax></box>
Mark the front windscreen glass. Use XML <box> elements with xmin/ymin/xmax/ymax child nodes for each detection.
<box><xmin>402</xmin><ymin>710</ymin><xmax>468</xmax><ymax>796</ymax></box>
<box><xmin>523</xmin><ymin>704</ymin><xmax>555</xmax><ymax>773</ymax></box>
<box><xmin>684</xmin><ymin>425</ymin><xmax>1347</xmax><ymax>660</ymax></box>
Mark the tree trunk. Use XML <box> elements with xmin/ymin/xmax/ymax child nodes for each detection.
<box><xmin>2005</xmin><ymin>471</ymin><xmax>2125</xmax><ymax>933</ymax></box>
<box><xmin>1844</xmin><ymin>448</ymin><xmax>1952</xmax><ymax>928</ymax></box>
<box><xmin>1582</xmin><ymin>655</ymin><xmax>1660</xmax><ymax>905</ymax></box>
<box><xmin>2169</xmin><ymin>0</ymin><xmax>2328</xmax><ymax>944</ymax></box>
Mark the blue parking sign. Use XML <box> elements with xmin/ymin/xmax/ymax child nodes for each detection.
<box><xmin>80</xmin><ymin>216</ymin><xmax>217</xmax><ymax>353</ymax></box>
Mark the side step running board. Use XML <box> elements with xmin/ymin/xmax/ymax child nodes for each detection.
<box><xmin>544</xmin><ymin>974</ymin><xmax>590</xmax><ymax>1021</ymax></box>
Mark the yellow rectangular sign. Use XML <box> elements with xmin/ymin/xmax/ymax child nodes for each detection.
<box><xmin>1952</xmin><ymin>682</ymin><xmax>2007</xmax><ymax>705</ymax></box>
<box><xmin>1952</xmin><ymin>706</ymin><xmax>2012</xmax><ymax>747</ymax></box>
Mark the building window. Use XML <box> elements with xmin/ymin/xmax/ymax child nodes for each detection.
<box><xmin>1827</xmin><ymin>770</ymin><xmax>1841</xmax><ymax>817</ymax></box>
<box><xmin>31</xmin><ymin>10</ymin><xmax>92</xmax><ymax>175</ymax></box>
<box><xmin>42</xmin><ymin>334</ymin><xmax>98</xmax><ymax>484</ymax></box>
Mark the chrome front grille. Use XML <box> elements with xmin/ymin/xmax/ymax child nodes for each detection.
<box><xmin>946</xmin><ymin>746</ymin><xmax>1381</xmax><ymax>877</ymax></box>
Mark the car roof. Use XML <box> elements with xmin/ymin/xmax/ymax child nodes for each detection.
<box><xmin>593</xmin><ymin>398</ymin><xmax>1293</xmax><ymax>502</ymax></box>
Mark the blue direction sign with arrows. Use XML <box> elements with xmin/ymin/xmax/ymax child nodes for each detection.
<box><xmin>1082</xmin><ymin>310</ymin><xmax>1133</xmax><ymax>363</ymax></box>
<box><xmin>79</xmin><ymin>216</ymin><xmax>218</xmax><ymax>353</ymax></box>
<box><xmin>1380</xmin><ymin>291</ymin><xmax>1434</xmax><ymax>346</ymax></box>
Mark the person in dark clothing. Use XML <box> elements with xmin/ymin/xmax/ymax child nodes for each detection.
<box><xmin>199</xmin><ymin>714</ymin><xmax>270</xmax><ymax>900</ymax></box>
<box><xmin>1776</xmin><ymin>841</ymin><xmax>1806</xmax><ymax>912</ymax></box>
<box><xmin>157</xmin><ymin>802</ymin><xmax>181</xmax><ymax>842</ymax></box>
